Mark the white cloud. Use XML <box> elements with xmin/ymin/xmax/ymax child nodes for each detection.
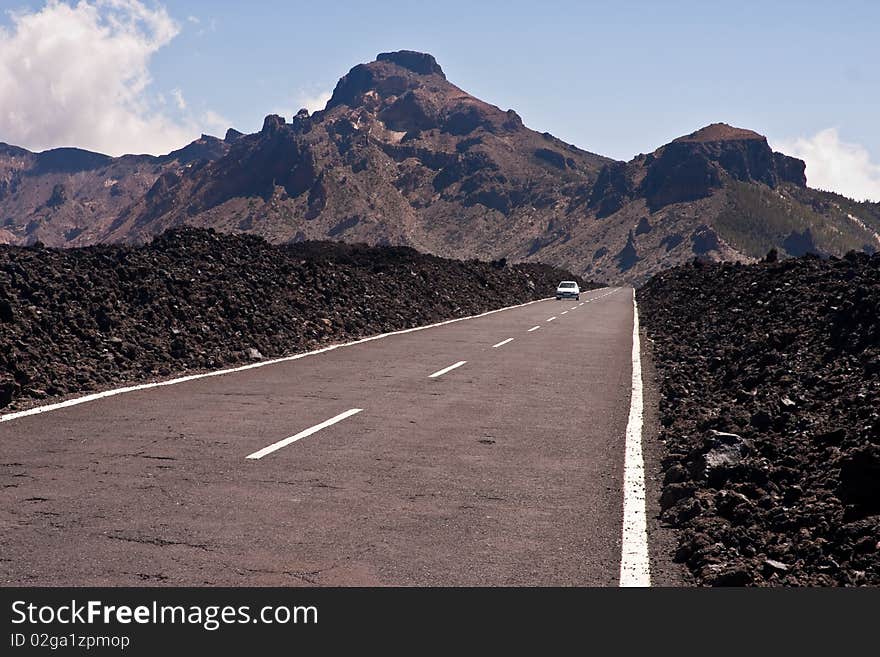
<box><xmin>773</xmin><ymin>128</ymin><xmax>880</xmax><ymax>202</ymax></box>
<box><xmin>0</xmin><ymin>0</ymin><xmax>221</xmax><ymax>156</ymax></box>
<box><xmin>298</xmin><ymin>91</ymin><xmax>331</xmax><ymax>114</ymax></box>
<box><xmin>186</xmin><ymin>14</ymin><xmax>214</xmax><ymax>37</ymax></box>
<box><xmin>171</xmin><ymin>87</ymin><xmax>186</xmax><ymax>110</ymax></box>
<box><xmin>201</xmin><ymin>110</ymin><xmax>230</xmax><ymax>134</ymax></box>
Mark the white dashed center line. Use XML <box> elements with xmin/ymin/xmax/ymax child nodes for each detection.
<box><xmin>546</xmin><ymin>316</ymin><xmax>556</xmax><ymax>322</ymax></box>
<box><xmin>527</xmin><ymin>325</ymin><xmax>541</xmax><ymax>332</ymax></box>
<box><xmin>429</xmin><ymin>360</ymin><xmax>467</xmax><ymax>378</ymax></box>
<box><xmin>570</xmin><ymin>306</ymin><xmax>578</xmax><ymax>310</ymax></box>
<box><xmin>492</xmin><ymin>338</ymin><xmax>514</xmax><ymax>348</ymax></box>
<box><xmin>246</xmin><ymin>408</ymin><xmax>363</xmax><ymax>460</ymax></box>
<box><xmin>561</xmin><ymin>311</ymin><xmax>568</xmax><ymax>315</ymax></box>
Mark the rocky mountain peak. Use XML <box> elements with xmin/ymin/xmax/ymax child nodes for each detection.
<box><xmin>376</xmin><ymin>50</ymin><xmax>445</xmax><ymax>78</ymax></box>
<box><xmin>326</xmin><ymin>51</ymin><xmax>448</xmax><ymax>111</ymax></box>
<box><xmin>160</xmin><ymin>134</ymin><xmax>229</xmax><ymax>165</ymax></box>
<box><xmin>666</xmin><ymin>124</ymin><xmax>806</xmax><ymax>188</ymax></box>
<box><xmin>224</xmin><ymin>128</ymin><xmax>244</xmax><ymax>143</ymax></box>
<box><xmin>674</xmin><ymin>123</ymin><xmax>765</xmax><ymax>143</ymax></box>
<box><xmin>588</xmin><ymin>122</ymin><xmax>809</xmax><ymax>216</ymax></box>
<box><xmin>33</xmin><ymin>148</ymin><xmax>112</xmax><ymax>175</ymax></box>
<box><xmin>261</xmin><ymin>114</ymin><xmax>286</xmax><ymax>133</ymax></box>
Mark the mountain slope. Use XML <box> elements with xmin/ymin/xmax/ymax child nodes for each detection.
<box><xmin>1</xmin><ymin>50</ymin><xmax>878</xmax><ymax>283</ymax></box>
<box><xmin>0</xmin><ymin>135</ymin><xmax>231</xmax><ymax>247</ymax></box>
<box><xmin>546</xmin><ymin>123</ymin><xmax>880</xmax><ymax>283</ymax></box>
<box><xmin>95</xmin><ymin>50</ymin><xmax>615</xmax><ymax>262</ymax></box>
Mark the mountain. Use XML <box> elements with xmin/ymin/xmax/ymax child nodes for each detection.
<box><xmin>0</xmin><ymin>135</ymin><xmax>231</xmax><ymax>246</ymax></box>
<box><xmin>1</xmin><ymin>50</ymin><xmax>879</xmax><ymax>283</ymax></box>
<box><xmin>548</xmin><ymin>123</ymin><xmax>880</xmax><ymax>282</ymax></box>
<box><xmin>90</xmin><ymin>50</ymin><xmax>615</xmax><ymax>260</ymax></box>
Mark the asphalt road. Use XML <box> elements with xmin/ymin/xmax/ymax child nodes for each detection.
<box><xmin>0</xmin><ymin>287</ymin><xmax>686</xmax><ymax>586</ymax></box>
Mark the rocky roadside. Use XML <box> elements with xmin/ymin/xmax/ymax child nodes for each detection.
<box><xmin>0</xmin><ymin>227</ymin><xmax>592</xmax><ymax>412</ymax></box>
<box><xmin>638</xmin><ymin>251</ymin><xmax>880</xmax><ymax>586</ymax></box>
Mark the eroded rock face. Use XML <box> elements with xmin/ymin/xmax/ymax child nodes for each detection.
<box><xmin>691</xmin><ymin>225</ymin><xmax>721</xmax><ymax>254</ymax></box>
<box><xmin>378</xmin><ymin>90</ymin><xmax>441</xmax><ymax>132</ymax></box>
<box><xmin>45</xmin><ymin>184</ymin><xmax>67</xmax><ymax>208</ymax></box>
<box><xmin>640</xmin><ymin>146</ymin><xmax>723</xmax><ymax>210</ymax></box>
<box><xmin>643</xmin><ymin>124</ymin><xmax>806</xmax><ymax>210</ymax></box>
<box><xmin>589</xmin><ymin>123</ymin><xmax>809</xmax><ymax>213</ymax></box>
<box><xmin>616</xmin><ymin>230</ymin><xmax>639</xmax><ymax>271</ymax></box>
<box><xmin>639</xmin><ymin>250</ymin><xmax>880</xmax><ymax>586</ymax></box>
<box><xmin>376</xmin><ymin>50</ymin><xmax>445</xmax><ymax>77</ymax></box>
<box><xmin>773</xmin><ymin>152</ymin><xmax>807</xmax><ymax>186</ymax></box>
<box><xmin>327</xmin><ymin>64</ymin><xmax>378</xmax><ymax>109</ymax></box>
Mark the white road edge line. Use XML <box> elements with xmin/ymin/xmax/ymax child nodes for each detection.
<box><xmin>246</xmin><ymin>408</ymin><xmax>362</xmax><ymax>460</ymax></box>
<box><xmin>1</xmin><ymin>291</ymin><xmax>616</xmax><ymax>424</ymax></box>
<box><xmin>492</xmin><ymin>338</ymin><xmax>514</xmax><ymax>348</ymax></box>
<box><xmin>527</xmin><ymin>325</ymin><xmax>541</xmax><ymax>332</ymax></box>
<box><xmin>546</xmin><ymin>316</ymin><xmax>556</xmax><ymax>322</ymax></box>
<box><xmin>619</xmin><ymin>288</ymin><xmax>651</xmax><ymax>587</ymax></box>
<box><xmin>429</xmin><ymin>360</ymin><xmax>467</xmax><ymax>378</ymax></box>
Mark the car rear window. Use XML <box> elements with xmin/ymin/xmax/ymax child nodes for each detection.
<box><xmin>559</xmin><ymin>282</ymin><xmax>576</xmax><ymax>288</ymax></box>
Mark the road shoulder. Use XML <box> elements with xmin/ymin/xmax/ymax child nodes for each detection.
<box><xmin>639</xmin><ymin>325</ymin><xmax>694</xmax><ymax>587</ymax></box>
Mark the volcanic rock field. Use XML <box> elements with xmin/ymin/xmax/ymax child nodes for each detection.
<box><xmin>0</xmin><ymin>228</ymin><xmax>585</xmax><ymax>411</ymax></box>
<box><xmin>3</xmin><ymin>222</ymin><xmax>878</xmax><ymax>587</ymax></box>
<box><xmin>639</xmin><ymin>251</ymin><xmax>880</xmax><ymax>586</ymax></box>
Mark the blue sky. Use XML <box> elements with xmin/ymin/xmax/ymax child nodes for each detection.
<box><xmin>1</xmin><ymin>0</ymin><xmax>879</xmax><ymax>199</ymax></box>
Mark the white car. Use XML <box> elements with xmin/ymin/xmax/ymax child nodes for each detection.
<box><xmin>555</xmin><ymin>280</ymin><xmax>580</xmax><ymax>300</ymax></box>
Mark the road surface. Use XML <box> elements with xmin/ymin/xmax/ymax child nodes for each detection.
<box><xmin>0</xmin><ymin>287</ymin><xmax>685</xmax><ymax>586</ymax></box>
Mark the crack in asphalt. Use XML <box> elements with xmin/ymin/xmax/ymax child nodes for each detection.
<box><xmin>105</xmin><ymin>533</ymin><xmax>212</xmax><ymax>552</ymax></box>
<box><xmin>132</xmin><ymin>453</ymin><xmax>177</xmax><ymax>461</ymax></box>
<box><xmin>242</xmin><ymin>567</ymin><xmax>324</xmax><ymax>585</ymax></box>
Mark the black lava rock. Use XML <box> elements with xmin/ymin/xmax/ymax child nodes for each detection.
<box><xmin>639</xmin><ymin>250</ymin><xmax>880</xmax><ymax>586</ymax></box>
<box><xmin>0</xmin><ymin>227</ymin><xmax>594</xmax><ymax>412</ymax></box>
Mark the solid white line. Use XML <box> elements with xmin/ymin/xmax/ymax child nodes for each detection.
<box><xmin>527</xmin><ymin>325</ymin><xmax>541</xmax><ymax>332</ymax></box>
<box><xmin>246</xmin><ymin>408</ymin><xmax>362</xmax><ymax>460</ymax></box>
<box><xmin>2</xmin><ymin>291</ymin><xmax>613</xmax><ymax>424</ymax></box>
<box><xmin>428</xmin><ymin>360</ymin><xmax>467</xmax><ymax>378</ymax></box>
<box><xmin>492</xmin><ymin>338</ymin><xmax>514</xmax><ymax>348</ymax></box>
<box><xmin>546</xmin><ymin>316</ymin><xmax>556</xmax><ymax>322</ymax></box>
<box><xmin>620</xmin><ymin>288</ymin><xmax>650</xmax><ymax>587</ymax></box>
